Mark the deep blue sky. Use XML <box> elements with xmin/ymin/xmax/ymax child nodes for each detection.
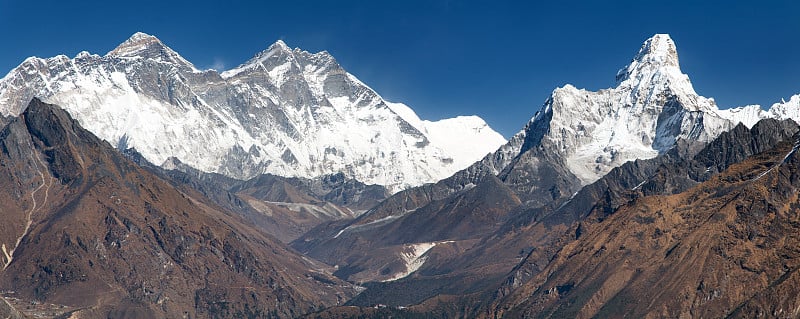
<box><xmin>1</xmin><ymin>0</ymin><xmax>798</xmax><ymax>137</ymax></box>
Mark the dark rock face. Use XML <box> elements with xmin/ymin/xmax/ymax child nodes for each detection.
<box><xmin>21</xmin><ymin>98</ymin><xmax>89</xmax><ymax>185</ymax></box>
<box><xmin>0</xmin><ymin>99</ymin><xmax>356</xmax><ymax>318</ymax></box>
<box><xmin>498</xmin><ymin>143</ymin><xmax>582</xmax><ymax>204</ymax></box>
<box><xmin>388</xmin><ymin>175</ymin><xmax>521</xmax><ymax>243</ymax></box>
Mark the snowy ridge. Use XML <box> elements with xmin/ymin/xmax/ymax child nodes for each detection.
<box><xmin>422</xmin><ymin>115</ymin><xmax>503</xmax><ymax>169</ymax></box>
<box><xmin>769</xmin><ymin>94</ymin><xmax>800</xmax><ymax>121</ymax></box>
<box><xmin>220</xmin><ymin>40</ymin><xmax>291</xmax><ymax>78</ymax></box>
<box><xmin>713</xmin><ymin>104</ymin><xmax>767</xmax><ymax>128</ymax></box>
<box><xmin>0</xmin><ymin>33</ymin><xmax>506</xmax><ymax>192</ymax></box>
<box><xmin>386</xmin><ymin>101</ymin><xmax>504</xmax><ymax>170</ymax></box>
<box><xmin>713</xmin><ymin>94</ymin><xmax>800</xmax><ymax>128</ymax></box>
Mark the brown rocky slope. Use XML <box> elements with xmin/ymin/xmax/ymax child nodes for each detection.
<box><xmin>490</xmin><ymin>132</ymin><xmax>800</xmax><ymax>318</ymax></box>
<box><xmin>0</xmin><ymin>98</ymin><xmax>357</xmax><ymax>318</ymax></box>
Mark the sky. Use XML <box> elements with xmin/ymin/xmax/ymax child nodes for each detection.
<box><xmin>0</xmin><ymin>0</ymin><xmax>798</xmax><ymax>138</ymax></box>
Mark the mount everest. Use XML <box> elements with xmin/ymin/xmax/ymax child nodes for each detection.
<box><xmin>0</xmin><ymin>32</ymin><xmax>505</xmax><ymax>191</ymax></box>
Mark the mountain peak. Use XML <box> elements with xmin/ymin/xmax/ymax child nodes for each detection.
<box><xmin>633</xmin><ymin>34</ymin><xmax>678</xmax><ymax>66</ymax></box>
<box><xmin>17</xmin><ymin>98</ymin><xmax>90</xmax><ymax>184</ymax></box>
<box><xmin>615</xmin><ymin>34</ymin><xmax>680</xmax><ymax>85</ymax></box>
<box><xmin>271</xmin><ymin>39</ymin><xmax>291</xmax><ymax>51</ymax></box>
<box><xmin>220</xmin><ymin>39</ymin><xmax>296</xmax><ymax>78</ymax></box>
<box><xmin>23</xmin><ymin>97</ymin><xmax>73</xmax><ymax>130</ymax></box>
<box><xmin>519</xmin><ymin>34</ymin><xmax>728</xmax><ymax>186</ymax></box>
<box><xmin>108</xmin><ymin>32</ymin><xmax>163</xmax><ymax>56</ymax></box>
<box><xmin>106</xmin><ymin>32</ymin><xmax>196</xmax><ymax>70</ymax></box>
<box><xmin>128</xmin><ymin>31</ymin><xmax>156</xmax><ymax>42</ymax></box>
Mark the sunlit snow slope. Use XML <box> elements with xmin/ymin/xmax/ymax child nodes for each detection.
<box><xmin>0</xmin><ymin>33</ymin><xmax>506</xmax><ymax>191</ymax></box>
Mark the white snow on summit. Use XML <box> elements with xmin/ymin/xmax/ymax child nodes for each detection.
<box><xmin>107</xmin><ymin>32</ymin><xmax>199</xmax><ymax>71</ymax></box>
<box><xmin>0</xmin><ymin>33</ymin><xmax>506</xmax><ymax>192</ymax></box>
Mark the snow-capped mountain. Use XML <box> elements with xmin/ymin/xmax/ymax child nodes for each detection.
<box><xmin>0</xmin><ymin>32</ymin><xmax>505</xmax><ymax>191</ymax></box>
<box><xmin>505</xmin><ymin>34</ymin><xmax>799</xmax><ymax>185</ymax></box>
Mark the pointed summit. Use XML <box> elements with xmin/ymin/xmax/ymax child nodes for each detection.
<box><xmin>271</xmin><ymin>39</ymin><xmax>291</xmax><ymax>51</ymax></box>
<box><xmin>260</xmin><ymin>39</ymin><xmax>295</xmax><ymax>59</ymax></box>
<box><xmin>615</xmin><ymin>34</ymin><xmax>681</xmax><ymax>84</ymax></box>
<box><xmin>107</xmin><ymin>32</ymin><xmax>196</xmax><ymax>69</ymax></box>
<box><xmin>127</xmin><ymin>31</ymin><xmax>156</xmax><ymax>42</ymax></box>
<box><xmin>632</xmin><ymin>34</ymin><xmax>679</xmax><ymax>67</ymax></box>
<box><xmin>16</xmin><ymin>98</ymin><xmax>91</xmax><ymax>184</ymax></box>
<box><xmin>107</xmin><ymin>32</ymin><xmax>162</xmax><ymax>56</ymax></box>
<box><xmin>220</xmin><ymin>39</ymin><xmax>296</xmax><ymax>78</ymax></box>
<box><xmin>255</xmin><ymin>39</ymin><xmax>293</xmax><ymax>59</ymax></box>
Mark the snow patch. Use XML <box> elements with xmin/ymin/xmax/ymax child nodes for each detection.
<box><xmin>382</xmin><ymin>241</ymin><xmax>454</xmax><ymax>282</ymax></box>
<box><xmin>754</xmin><ymin>140</ymin><xmax>800</xmax><ymax>181</ymax></box>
